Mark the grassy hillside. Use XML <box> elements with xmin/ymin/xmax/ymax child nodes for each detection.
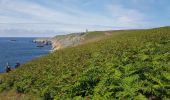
<box><xmin>51</xmin><ymin>31</ymin><xmax>108</xmax><ymax>51</ymax></box>
<box><xmin>0</xmin><ymin>27</ymin><xmax>170</xmax><ymax>100</ymax></box>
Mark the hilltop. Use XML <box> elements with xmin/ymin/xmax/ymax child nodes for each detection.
<box><xmin>33</xmin><ymin>30</ymin><xmax>113</xmax><ymax>51</ymax></box>
<box><xmin>51</xmin><ymin>31</ymin><xmax>108</xmax><ymax>51</ymax></box>
<box><xmin>0</xmin><ymin>27</ymin><xmax>170</xmax><ymax>100</ymax></box>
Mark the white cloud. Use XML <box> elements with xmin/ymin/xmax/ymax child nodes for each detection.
<box><xmin>1</xmin><ymin>1</ymin><xmax>112</xmax><ymax>24</ymax></box>
<box><xmin>0</xmin><ymin>0</ymin><xmax>149</xmax><ymax>36</ymax></box>
<box><xmin>106</xmin><ymin>4</ymin><xmax>146</xmax><ymax>28</ymax></box>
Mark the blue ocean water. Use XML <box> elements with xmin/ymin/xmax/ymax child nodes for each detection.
<box><xmin>0</xmin><ymin>37</ymin><xmax>51</xmax><ymax>73</ymax></box>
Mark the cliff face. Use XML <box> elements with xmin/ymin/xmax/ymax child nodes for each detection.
<box><xmin>33</xmin><ymin>31</ymin><xmax>108</xmax><ymax>51</ymax></box>
<box><xmin>50</xmin><ymin>31</ymin><xmax>110</xmax><ymax>51</ymax></box>
<box><xmin>51</xmin><ymin>33</ymin><xmax>86</xmax><ymax>51</ymax></box>
<box><xmin>33</xmin><ymin>33</ymin><xmax>86</xmax><ymax>51</ymax></box>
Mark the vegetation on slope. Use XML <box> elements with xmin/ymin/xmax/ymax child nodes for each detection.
<box><xmin>50</xmin><ymin>30</ymin><xmax>111</xmax><ymax>51</ymax></box>
<box><xmin>0</xmin><ymin>27</ymin><xmax>170</xmax><ymax>100</ymax></box>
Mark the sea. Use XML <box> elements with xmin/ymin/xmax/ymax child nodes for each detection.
<box><xmin>0</xmin><ymin>37</ymin><xmax>51</xmax><ymax>73</ymax></box>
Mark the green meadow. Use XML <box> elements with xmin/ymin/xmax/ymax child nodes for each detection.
<box><xmin>0</xmin><ymin>27</ymin><xmax>170</xmax><ymax>100</ymax></box>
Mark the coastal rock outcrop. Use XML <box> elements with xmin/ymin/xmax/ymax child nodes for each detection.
<box><xmin>33</xmin><ymin>30</ymin><xmax>110</xmax><ymax>51</ymax></box>
<box><xmin>33</xmin><ymin>32</ymin><xmax>86</xmax><ymax>51</ymax></box>
<box><xmin>51</xmin><ymin>33</ymin><xmax>86</xmax><ymax>51</ymax></box>
<box><xmin>33</xmin><ymin>38</ymin><xmax>52</xmax><ymax>45</ymax></box>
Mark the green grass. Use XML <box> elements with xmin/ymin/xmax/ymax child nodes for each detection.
<box><xmin>84</xmin><ymin>31</ymin><xmax>106</xmax><ymax>39</ymax></box>
<box><xmin>53</xmin><ymin>33</ymin><xmax>84</xmax><ymax>40</ymax></box>
<box><xmin>0</xmin><ymin>27</ymin><xmax>170</xmax><ymax>100</ymax></box>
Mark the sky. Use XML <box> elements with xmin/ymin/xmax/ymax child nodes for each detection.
<box><xmin>0</xmin><ymin>0</ymin><xmax>170</xmax><ymax>37</ymax></box>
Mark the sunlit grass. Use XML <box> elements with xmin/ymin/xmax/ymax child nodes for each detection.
<box><xmin>0</xmin><ymin>27</ymin><xmax>170</xmax><ymax>100</ymax></box>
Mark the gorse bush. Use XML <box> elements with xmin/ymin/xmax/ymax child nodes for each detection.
<box><xmin>0</xmin><ymin>27</ymin><xmax>170</xmax><ymax>100</ymax></box>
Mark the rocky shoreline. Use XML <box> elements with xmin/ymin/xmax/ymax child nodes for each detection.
<box><xmin>32</xmin><ymin>38</ymin><xmax>52</xmax><ymax>45</ymax></box>
<box><xmin>33</xmin><ymin>32</ymin><xmax>87</xmax><ymax>51</ymax></box>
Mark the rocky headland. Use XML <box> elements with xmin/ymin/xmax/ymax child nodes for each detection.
<box><xmin>33</xmin><ymin>32</ymin><xmax>87</xmax><ymax>51</ymax></box>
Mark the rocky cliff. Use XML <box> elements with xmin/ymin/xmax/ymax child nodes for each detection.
<box><xmin>51</xmin><ymin>32</ymin><xmax>86</xmax><ymax>51</ymax></box>
<box><xmin>33</xmin><ymin>31</ymin><xmax>108</xmax><ymax>51</ymax></box>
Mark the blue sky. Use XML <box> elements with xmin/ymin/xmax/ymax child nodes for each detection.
<box><xmin>0</xmin><ymin>0</ymin><xmax>170</xmax><ymax>37</ymax></box>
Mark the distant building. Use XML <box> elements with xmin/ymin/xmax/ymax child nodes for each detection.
<box><xmin>86</xmin><ymin>29</ymin><xmax>88</xmax><ymax>34</ymax></box>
